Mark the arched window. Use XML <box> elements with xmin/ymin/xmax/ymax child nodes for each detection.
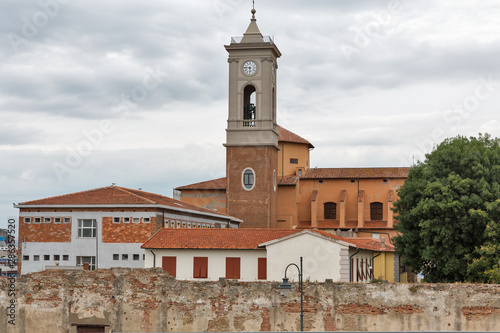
<box><xmin>243</xmin><ymin>85</ymin><xmax>256</xmax><ymax>127</ymax></box>
<box><xmin>370</xmin><ymin>202</ymin><xmax>383</xmax><ymax>220</ymax></box>
<box><xmin>324</xmin><ymin>202</ymin><xmax>337</xmax><ymax>219</ymax></box>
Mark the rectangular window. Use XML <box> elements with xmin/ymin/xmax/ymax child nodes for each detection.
<box><xmin>225</xmin><ymin>257</ymin><xmax>241</xmax><ymax>279</ymax></box>
<box><xmin>133</xmin><ymin>254</ymin><xmax>139</xmax><ymax>260</ymax></box>
<box><xmin>123</xmin><ymin>217</ymin><xmax>130</xmax><ymax>223</ymax></box>
<box><xmin>193</xmin><ymin>257</ymin><xmax>208</xmax><ymax>279</ymax></box>
<box><xmin>143</xmin><ymin>217</ymin><xmax>150</xmax><ymax>223</ymax></box>
<box><xmin>34</xmin><ymin>255</ymin><xmax>40</xmax><ymax>261</ymax></box>
<box><xmin>44</xmin><ymin>217</ymin><xmax>51</xmax><ymax>223</ymax></box>
<box><xmin>54</xmin><ymin>217</ymin><xmax>61</xmax><ymax>223</ymax></box>
<box><xmin>258</xmin><ymin>258</ymin><xmax>267</xmax><ymax>280</ymax></box>
<box><xmin>162</xmin><ymin>256</ymin><xmax>177</xmax><ymax>278</ymax></box>
<box><xmin>122</xmin><ymin>254</ymin><xmax>128</xmax><ymax>260</ymax></box>
<box><xmin>78</xmin><ymin>219</ymin><xmax>97</xmax><ymax>238</ymax></box>
<box><xmin>34</xmin><ymin>217</ymin><xmax>41</xmax><ymax>223</ymax></box>
<box><xmin>113</xmin><ymin>254</ymin><xmax>119</xmax><ymax>260</ymax></box>
<box><xmin>113</xmin><ymin>217</ymin><xmax>120</xmax><ymax>223</ymax></box>
<box><xmin>290</xmin><ymin>158</ymin><xmax>298</xmax><ymax>164</ymax></box>
<box><xmin>133</xmin><ymin>218</ymin><xmax>140</xmax><ymax>223</ymax></box>
<box><xmin>44</xmin><ymin>255</ymin><xmax>50</xmax><ymax>261</ymax></box>
<box><xmin>23</xmin><ymin>255</ymin><xmax>29</xmax><ymax>261</ymax></box>
<box><xmin>63</xmin><ymin>255</ymin><xmax>69</xmax><ymax>261</ymax></box>
<box><xmin>54</xmin><ymin>255</ymin><xmax>60</xmax><ymax>261</ymax></box>
<box><xmin>24</xmin><ymin>217</ymin><xmax>31</xmax><ymax>223</ymax></box>
<box><xmin>370</xmin><ymin>202</ymin><xmax>383</xmax><ymax>221</ymax></box>
<box><xmin>76</xmin><ymin>256</ymin><xmax>95</xmax><ymax>270</ymax></box>
<box><xmin>64</xmin><ymin>217</ymin><xmax>71</xmax><ymax>223</ymax></box>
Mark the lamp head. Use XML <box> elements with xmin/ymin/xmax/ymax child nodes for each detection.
<box><xmin>279</xmin><ymin>277</ymin><xmax>292</xmax><ymax>290</ymax></box>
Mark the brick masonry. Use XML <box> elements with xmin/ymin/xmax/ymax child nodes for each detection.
<box><xmin>2</xmin><ymin>269</ymin><xmax>500</xmax><ymax>332</ymax></box>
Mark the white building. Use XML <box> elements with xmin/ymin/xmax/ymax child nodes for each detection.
<box><xmin>15</xmin><ymin>185</ymin><xmax>241</xmax><ymax>275</ymax></box>
<box><xmin>142</xmin><ymin>228</ymin><xmax>394</xmax><ymax>282</ymax></box>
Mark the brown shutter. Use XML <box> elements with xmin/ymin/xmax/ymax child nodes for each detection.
<box><xmin>194</xmin><ymin>257</ymin><xmax>208</xmax><ymax>278</ymax></box>
<box><xmin>162</xmin><ymin>256</ymin><xmax>176</xmax><ymax>278</ymax></box>
<box><xmin>258</xmin><ymin>257</ymin><xmax>267</xmax><ymax>280</ymax></box>
<box><xmin>226</xmin><ymin>257</ymin><xmax>241</xmax><ymax>279</ymax></box>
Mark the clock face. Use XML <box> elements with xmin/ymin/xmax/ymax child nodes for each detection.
<box><xmin>242</xmin><ymin>61</ymin><xmax>257</xmax><ymax>75</ymax></box>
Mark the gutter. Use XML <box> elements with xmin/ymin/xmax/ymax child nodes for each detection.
<box><xmin>13</xmin><ymin>203</ymin><xmax>243</xmax><ymax>223</ymax></box>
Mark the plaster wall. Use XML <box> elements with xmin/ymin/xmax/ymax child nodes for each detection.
<box><xmin>145</xmin><ymin>249</ymin><xmax>267</xmax><ymax>281</ymax></box>
<box><xmin>278</xmin><ymin>142</ymin><xmax>310</xmax><ymax>177</ymax></box>
<box><xmin>265</xmin><ymin>233</ymin><xmax>347</xmax><ymax>282</ymax></box>
<box><xmin>2</xmin><ymin>268</ymin><xmax>500</xmax><ymax>332</ymax></box>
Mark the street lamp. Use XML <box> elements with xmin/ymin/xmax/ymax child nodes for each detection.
<box><xmin>279</xmin><ymin>256</ymin><xmax>303</xmax><ymax>331</ymax></box>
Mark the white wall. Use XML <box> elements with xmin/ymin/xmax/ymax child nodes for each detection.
<box><xmin>265</xmin><ymin>233</ymin><xmax>348</xmax><ymax>282</ymax></box>
<box><xmin>19</xmin><ymin>210</ymin><xmax>153</xmax><ymax>274</ymax></box>
<box><xmin>144</xmin><ymin>249</ymin><xmax>267</xmax><ymax>281</ymax></box>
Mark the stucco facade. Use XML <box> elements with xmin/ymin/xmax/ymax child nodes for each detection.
<box><xmin>142</xmin><ymin>229</ymin><xmax>394</xmax><ymax>283</ymax></box>
<box><xmin>15</xmin><ymin>186</ymin><xmax>241</xmax><ymax>275</ymax></box>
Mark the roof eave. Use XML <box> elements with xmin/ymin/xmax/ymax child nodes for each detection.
<box><xmin>14</xmin><ymin>203</ymin><xmax>242</xmax><ymax>223</ymax></box>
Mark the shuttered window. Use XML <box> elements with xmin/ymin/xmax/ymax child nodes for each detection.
<box><xmin>370</xmin><ymin>202</ymin><xmax>383</xmax><ymax>220</ymax></box>
<box><xmin>324</xmin><ymin>202</ymin><xmax>337</xmax><ymax>219</ymax></box>
<box><xmin>193</xmin><ymin>257</ymin><xmax>208</xmax><ymax>278</ymax></box>
<box><xmin>162</xmin><ymin>256</ymin><xmax>177</xmax><ymax>278</ymax></box>
<box><xmin>226</xmin><ymin>257</ymin><xmax>241</xmax><ymax>279</ymax></box>
<box><xmin>258</xmin><ymin>258</ymin><xmax>267</xmax><ymax>280</ymax></box>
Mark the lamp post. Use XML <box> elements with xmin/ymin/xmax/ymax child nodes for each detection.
<box><xmin>279</xmin><ymin>256</ymin><xmax>303</xmax><ymax>331</ymax></box>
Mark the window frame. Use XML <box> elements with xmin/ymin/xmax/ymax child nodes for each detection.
<box><xmin>76</xmin><ymin>256</ymin><xmax>96</xmax><ymax>270</ymax></box>
<box><xmin>370</xmin><ymin>202</ymin><xmax>384</xmax><ymax>221</ymax></box>
<box><xmin>324</xmin><ymin>202</ymin><xmax>337</xmax><ymax>220</ymax></box>
<box><xmin>77</xmin><ymin>219</ymin><xmax>97</xmax><ymax>238</ymax></box>
<box><xmin>225</xmin><ymin>257</ymin><xmax>241</xmax><ymax>280</ymax></box>
<box><xmin>258</xmin><ymin>257</ymin><xmax>267</xmax><ymax>280</ymax></box>
<box><xmin>24</xmin><ymin>217</ymin><xmax>31</xmax><ymax>223</ymax></box>
<box><xmin>242</xmin><ymin>168</ymin><xmax>255</xmax><ymax>191</ymax></box>
<box><xmin>193</xmin><ymin>257</ymin><xmax>208</xmax><ymax>279</ymax></box>
<box><xmin>162</xmin><ymin>256</ymin><xmax>177</xmax><ymax>278</ymax></box>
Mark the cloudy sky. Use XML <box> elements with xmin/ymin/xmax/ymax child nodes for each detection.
<box><xmin>1</xmin><ymin>0</ymin><xmax>500</xmax><ymax>230</ymax></box>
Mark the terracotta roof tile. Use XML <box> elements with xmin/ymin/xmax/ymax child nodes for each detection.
<box><xmin>277</xmin><ymin>125</ymin><xmax>314</xmax><ymax>148</ymax></box>
<box><xmin>302</xmin><ymin>167</ymin><xmax>410</xmax><ymax>179</ymax></box>
<box><xmin>142</xmin><ymin>228</ymin><xmax>394</xmax><ymax>252</ymax></box>
<box><xmin>175</xmin><ymin>177</ymin><xmax>227</xmax><ymax>190</ymax></box>
<box><xmin>18</xmin><ymin>186</ymin><xmax>238</xmax><ymax>221</ymax></box>
<box><xmin>278</xmin><ymin>175</ymin><xmax>299</xmax><ymax>185</ymax></box>
<box><xmin>142</xmin><ymin>228</ymin><xmax>301</xmax><ymax>249</ymax></box>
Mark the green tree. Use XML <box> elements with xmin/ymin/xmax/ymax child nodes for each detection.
<box><xmin>394</xmin><ymin>134</ymin><xmax>500</xmax><ymax>283</ymax></box>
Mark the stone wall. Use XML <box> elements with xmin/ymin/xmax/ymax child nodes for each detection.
<box><xmin>1</xmin><ymin>268</ymin><xmax>500</xmax><ymax>332</ymax></box>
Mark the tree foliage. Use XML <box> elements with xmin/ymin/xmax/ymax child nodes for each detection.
<box><xmin>394</xmin><ymin>134</ymin><xmax>500</xmax><ymax>283</ymax></box>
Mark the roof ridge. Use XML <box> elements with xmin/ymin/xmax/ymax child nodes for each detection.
<box><xmin>114</xmin><ymin>186</ymin><xmax>158</xmax><ymax>204</ymax></box>
<box><xmin>19</xmin><ymin>186</ymin><xmax>113</xmax><ymax>205</ymax></box>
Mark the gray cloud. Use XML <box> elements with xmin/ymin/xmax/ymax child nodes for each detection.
<box><xmin>1</xmin><ymin>0</ymin><xmax>500</xmax><ymax>228</ymax></box>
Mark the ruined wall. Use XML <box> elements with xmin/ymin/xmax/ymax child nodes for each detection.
<box><xmin>1</xmin><ymin>268</ymin><xmax>499</xmax><ymax>332</ymax></box>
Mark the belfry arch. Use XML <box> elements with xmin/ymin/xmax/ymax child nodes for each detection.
<box><xmin>243</xmin><ymin>85</ymin><xmax>256</xmax><ymax>127</ymax></box>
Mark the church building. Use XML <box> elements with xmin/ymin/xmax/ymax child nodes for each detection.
<box><xmin>175</xmin><ymin>8</ymin><xmax>409</xmax><ymax>242</ymax></box>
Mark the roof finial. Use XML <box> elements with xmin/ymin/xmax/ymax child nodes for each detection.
<box><xmin>251</xmin><ymin>0</ymin><xmax>256</xmax><ymax>19</ymax></box>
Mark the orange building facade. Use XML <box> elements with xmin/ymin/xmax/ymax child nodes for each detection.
<box><xmin>175</xmin><ymin>9</ymin><xmax>411</xmax><ymax>282</ymax></box>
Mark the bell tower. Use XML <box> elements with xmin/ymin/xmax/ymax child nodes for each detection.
<box><xmin>224</xmin><ymin>8</ymin><xmax>281</xmax><ymax>228</ymax></box>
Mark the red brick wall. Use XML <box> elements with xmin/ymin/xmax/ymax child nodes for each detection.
<box><xmin>101</xmin><ymin>216</ymin><xmax>157</xmax><ymax>243</ymax></box>
<box><xmin>226</xmin><ymin>146</ymin><xmax>278</xmax><ymax>228</ymax></box>
<box><xmin>19</xmin><ymin>216</ymin><xmax>71</xmax><ymax>242</ymax></box>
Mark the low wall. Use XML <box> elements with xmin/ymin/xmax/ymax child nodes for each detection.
<box><xmin>1</xmin><ymin>268</ymin><xmax>499</xmax><ymax>332</ymax></box>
